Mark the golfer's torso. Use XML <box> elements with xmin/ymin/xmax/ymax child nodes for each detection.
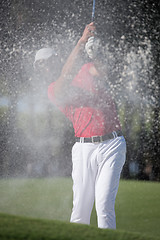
<box><xmin>65</xmin><ymin>63</ymin><xmax>121</xmax><ymax>137</ymax></box>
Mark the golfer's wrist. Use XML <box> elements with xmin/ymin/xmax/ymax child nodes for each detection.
<box><xmin>78</xmin><ymin>37</ymin><xmax>86</xmax><ymax>46</ymax></box>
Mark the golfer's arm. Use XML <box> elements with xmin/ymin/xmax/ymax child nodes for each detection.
<box><xmin>54</xmin><ymin>38</ymin><xmax>85</xmax><ymax>97</ymax></box>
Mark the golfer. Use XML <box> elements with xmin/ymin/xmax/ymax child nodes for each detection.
<box><xmin>36</xmin><ymin>22</ymin><xmax>126</xmax><ymax>229</ymax></box>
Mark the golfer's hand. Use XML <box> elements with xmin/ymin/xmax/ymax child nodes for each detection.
<box><xmin>80</xmin><ymin>22</ymin><xmax>96</xmax><ymax>43</ymax></box>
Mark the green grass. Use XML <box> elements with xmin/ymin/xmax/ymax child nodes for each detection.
<box><xmin>0</xmin><ymin>178</ymin><xmax>160</xmax><ymax>239</ymax></box>
<box><xmin>0</xmin><ymin>178</ymin><xmax>72</xmax><ymax>221</ymax></box>
<box><xmin>115</xmin><ymin>180</ymin><xmax>160</xmax><ymax>238</ymax></box>
<box><xmin>0</xmin><ymin>213</ymin><xmax>157</xmax><ymax>240</ymax></box>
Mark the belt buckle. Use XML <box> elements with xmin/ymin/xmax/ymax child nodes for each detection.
<box><xmin>91</xmin><ymin>136</ymin><xmax>102</xmax><ymax>143</ymax></box>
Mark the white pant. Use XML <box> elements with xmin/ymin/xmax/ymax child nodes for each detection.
<box><xmin>70</xmin><ymin>136</ymin><xmax>126</xmax><ymax>229</ymax></box>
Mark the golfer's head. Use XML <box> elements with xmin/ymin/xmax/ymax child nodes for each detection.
<box><xmin>34</xmin><ymin>48</ymin><xmax>59</xmax><ymax>81</ymax></box>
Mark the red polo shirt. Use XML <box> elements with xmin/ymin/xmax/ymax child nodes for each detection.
<box><xmin>48</xmin><ymin>62</ymin><xmax>121</xmax><ymax>137</ymax></box>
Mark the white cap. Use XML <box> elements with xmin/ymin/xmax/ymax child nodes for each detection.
<box><xmin>85</xmin><ymin>37</ymin><xmax>101</xmax><ymax>59</ymax></box>
<box><xmin>34</xmin><ymin>48</ymin><xmax>57</xmax><ymax>65</ymax></box>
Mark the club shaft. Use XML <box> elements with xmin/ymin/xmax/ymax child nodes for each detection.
<box><xmin>92</xmin><ymin>0</ymin><xmax>96</xmax><ymax>22</ymax></box>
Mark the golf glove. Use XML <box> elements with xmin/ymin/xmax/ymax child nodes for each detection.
<box><xmin>85</xmin><ymin>37</ymin><xmax>101</xmax><ymax>59</ymax></box>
